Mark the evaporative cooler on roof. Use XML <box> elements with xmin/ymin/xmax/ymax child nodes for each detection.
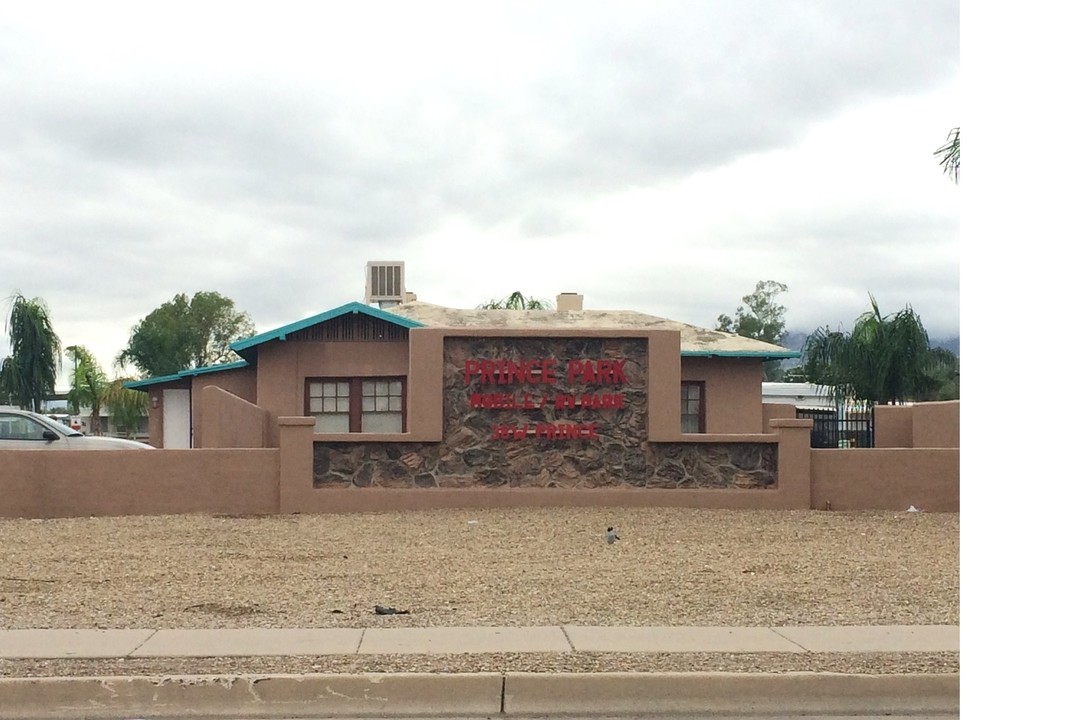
<box><xmin>365</xmin><ymin>261</ymin><xmax>405</xmax><ymax>307</ymax></box>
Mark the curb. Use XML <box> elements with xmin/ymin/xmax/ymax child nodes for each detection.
<box><xmin>504</xmin><ymin>672</ymin><xmax>960</xmax><ymax>716</ymax></box>
<box><xmin>0</xmin><ymin>673</ymin><xmax>502</xmax><ymax>719</ymax></box>
<box><xmin>0</xmin><ymin>671</ymin><xmax>959</xmax><ymax>718</ymax></box>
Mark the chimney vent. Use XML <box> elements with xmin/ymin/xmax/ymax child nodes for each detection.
<box><xmin>556</xmin><ymin>292</ymin><xmax>583</xmax><ymax>311</ymax></box>
<box><xmin>365</xmin><ymin>261</ymin><xmax>405</xmax><ymax>308</ymax></box>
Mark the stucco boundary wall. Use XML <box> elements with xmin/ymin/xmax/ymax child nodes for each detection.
<box><xmin>875</xmin><ymin>401</ymin><xmax>959</xmax><ymax>449</ymax></box>
<box><xmin>1</xmin><ymin>412</ymin><xmax>959</xmax><ymax>519</ymax></box>
<box><xmin>810</xmin><ymin>448</ymin><xmax>959</xmax><ymax>512</ymax></box>
<box><xmin>0</xmin><ymin>449</ymin><xmax>279</xmax><ymax>519</ymax></box>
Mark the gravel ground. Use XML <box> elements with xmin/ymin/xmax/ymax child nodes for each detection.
<box><xmin>0</xmin><ymin>507</ymin><xmax>958</xmax><ymax>676</ymax></box>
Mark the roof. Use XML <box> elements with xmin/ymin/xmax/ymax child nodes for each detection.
<box><xmin>230</xmin><ymin>301</ymin><xmax>425</xmax><ymax>361</ymax></box>
<box><xmin>125</xmin><ymin>298</ymin><xmax>798</xmax><ymax>392</ymax></box>
<box><xmin>383</xmin><ymin>301</ymin><xmax>798</xmax><ymax>359</ymax></box>
<box><xmin>124</xmin><ymin>360</ymin><xmax>251</xmax><ymax>390</ymax></box>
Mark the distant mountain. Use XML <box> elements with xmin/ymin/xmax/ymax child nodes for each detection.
<box><xmin>780</xmin><ymin>330</ymin><xmax>809</xmax><ymax>352</ymax></box>
<box><xmin>777</xmin><ymin>331</ymin><xmax>959</xmax><ymax>360</ymax></box>
<box><xmin>930</xmin><ymin>337</ymin><xmax>960</xmax><ymax>356</ymax></box>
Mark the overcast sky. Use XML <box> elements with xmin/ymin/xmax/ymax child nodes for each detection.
<box><xmin>1</xmin><ymin>1</ymin><xmax>959</xmax><ymax>381</ymax></box>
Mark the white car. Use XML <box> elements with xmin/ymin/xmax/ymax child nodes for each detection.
<box><xmin>0</xmin><ymin>409</ymin><xmax>154</xmax><ymax>450</ymax></box>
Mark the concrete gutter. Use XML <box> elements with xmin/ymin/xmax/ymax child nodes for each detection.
<box><xmin>0</xmin><ymin>671</ymin><xmax>958</xmax><ymax>718</ymax></box>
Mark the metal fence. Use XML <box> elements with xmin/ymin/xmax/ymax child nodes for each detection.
<box><xmin>796</xmin><ymin>407</ymin><xmax>874</xmax><ymax>449</ymax></box>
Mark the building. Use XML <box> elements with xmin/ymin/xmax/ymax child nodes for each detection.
<box><xmin>127</xmin><ymin>264</ymin><xmax>802</xmax><ymax>491</ymax></box>
<box><xmin>5</xmin><ymin>266</ymin><xmax>958</xmax><ymax>517</ymax></box>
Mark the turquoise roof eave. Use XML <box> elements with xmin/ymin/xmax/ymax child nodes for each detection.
<box><xmin>231</xmin><ymin>301</ymin><xmax>425</xmax><ymax>360</ymax></box>
<box><xmin>124</xmin><ymin>360</ymin><xmax>250</xmax><ymax>390</ymax></box>
<box><xmin>681</xmin><ymin>350</ymin><xmax>802</xmax><ymax>359</ymax></box>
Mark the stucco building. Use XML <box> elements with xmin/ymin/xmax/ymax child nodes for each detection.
<box><xmin>129</xmin><ymin>268</ymin><xmax>801</xmax><ymax>492</ymax></box>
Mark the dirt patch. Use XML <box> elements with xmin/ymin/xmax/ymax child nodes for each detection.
<box><xmin>0</xmin><ymin>507</ymin><xmax>958</xmax><ymax>629</ymax></box>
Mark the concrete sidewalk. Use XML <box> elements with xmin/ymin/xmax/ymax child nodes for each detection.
<box><xmin>0</xmin><ymin>625</ymin><xmax>959</xmax><ymax>659</ymax></box>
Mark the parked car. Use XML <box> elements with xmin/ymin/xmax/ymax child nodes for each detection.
<box><xmin>0</xmin><ymin>409</ymin><xmax>154</xmax><ymax>450</ymax></box>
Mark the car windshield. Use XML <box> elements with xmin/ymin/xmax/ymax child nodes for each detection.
<box><xmin>36</xmin><ymin>413</ymin><xmax>82</xmax><ymax>437</ymax></box>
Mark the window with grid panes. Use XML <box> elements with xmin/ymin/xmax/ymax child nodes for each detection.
<box><xmin>308</xmin><ymin>380</ymin><xmax>350</xmax><ymax>433</ymax></box>
<box><xmin>681</xmin><ymin>381</ymin><xmax>704</xmax><ymax>433</ymax></box>
<box><xmin>308</xmin><ymin>378</ymin><xmax>405</xmax><ymax>433</ymax></box>
<box><xmin>361</xmin><ymin>379</ymin><xmax>404</xmax><ymax>432</ymax></box>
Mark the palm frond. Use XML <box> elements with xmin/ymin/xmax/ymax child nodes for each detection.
<box><xmin>934</xmin><ymin>127</ymin><xmax>960</xmax><ymax>183</ymax></box>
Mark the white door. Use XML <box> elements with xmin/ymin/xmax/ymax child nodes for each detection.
<box><xmin>163</xmin><ymin>389</ymin><xmax>191</xmax><ymax>448</ymax></box>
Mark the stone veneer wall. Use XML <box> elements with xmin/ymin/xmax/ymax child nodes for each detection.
<box><xmin>312</xmin><ymin>336</ymin><xmax>778</xmax><ymax>489</ymax></box>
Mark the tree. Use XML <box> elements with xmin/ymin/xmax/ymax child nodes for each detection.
<box><xmin>716</xmin><ymin>281</ymin><xmax>789</xmax><ymax>344</ymax></box>
<box><xmin>800</xmin><ymin>294</ymin><xmax>957</xmax><ymax>407</ymax></box>
<box><xmin>915</xmin><ymin>347</ymin><xmax>960</xmax><ymax>402</ymax></box>
<box><xmin>477</xmin><ymin>291</ymin><xmax>550</xmax><ymax>310</ymax></box>
<box><xmin>934</xmin><ymin>127</ymin><xmax>960</xmax><ymax>183</ymax></box>
<box><xmin>2</xmin><ymin>293</ymin><xmax>62</xmax><ymax>412</ymax></box>
<box><xmin>103</xmin><ymin>378</ymin><xmax>149</xmax><ymax>439</ymax></box>
<box><xmin>716</xmin><ymin>281</ymin><xmax>789</xmax><ymax>380</ymax></box>
<box><xmin>65</xmin><ymin>345</ymin><xmax>109</xmax><ymax>434</ymax></box>
<box><xmin>118</xmin><ymin>291</ymin><xmax>255</xmax><ymax>377</ymax></box>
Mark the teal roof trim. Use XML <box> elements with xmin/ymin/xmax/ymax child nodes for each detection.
<box><xmin>681</xmin><ymin>350</ymin><xmax>802</xmax><ymax>359</ymax></box>
<box><xmin>124</xmin><ymin>360</ymin><xmax>250</xmax><ymax>390</ymax></box>
<box><xmin>231</xmin><ymin>301</ymin><xmax>425</xmax><ymax>359</ymax></box>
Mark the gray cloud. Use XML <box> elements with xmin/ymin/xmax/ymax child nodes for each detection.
<box><xmin>1</xmin><ymin>1</ymin><xmax>959</xmax><ymax>373</ymax></box>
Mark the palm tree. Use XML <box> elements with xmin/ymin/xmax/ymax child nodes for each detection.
<box><xmin>801</xmin><ymin>295</ymin><xmax>956</xmax><ymax>407</ymax></box>
<box><xmin>477</xmin><ymin>291</ymin><xmax>550</xmax><ymax>310</ymax></box>
<box><xmin>935</xmin><ymin>127</ymin><xmax>960</xmax><ymax>183</ymax></box>
<box><xmin>66</xmin><ymin>345</ymin><xmax>109</xmax><ymax>434</ymax></box>
<box><xmin>2</xmin><ymin>293</ymin><xmax>62</xmax><ymax>412</ymax></box>
<box><xmin>103</xmin><ymin>378</ymin><xmax>149</xmax><ymax>439</ymax></box>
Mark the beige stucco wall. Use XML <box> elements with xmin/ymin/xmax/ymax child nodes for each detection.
<box><xmin>0</xmin><ymin>449</ymin><xmax>279</xmax><ymax>519</ymax></box>
<box><xmin>875</xmin><ymin>401</ymin><xmax>960</xmax><ymax>449</ymax></box>
<box><xmin>681</xmin><ymin>356</ymin><xmax>765</xmax><ymax>434</ymax></box>
<box><xmin>200</xmin><ymin>386</ymin><xmax>270</xmax><ymax>448</ymax></box>
<box><xmin>191</xmin><ymin>366</ymin><xmax>258</xmax><ymax>448</ymax></box>
<box><xmin>142</xmin><ymin>366</ymin><xmax>258</xmax><ymax>449</ymax></box>
<box><xmin>810</xmin><ymin>448</ymin><xmax>959</xmax><ymax>511</ymax></box>
<box><xmin>912</xmin><ymin>401</ymin><xmax>959</xmax><ymax>448</ymax></box>
<box><xmin>762</xmin><ymin>402</ymin><xmax>796</xmax><ymax>432</ymax></box>
<box><xmin>875</xmin><ymin>405</ymin><xmax>914</xmax><ymax>448</ymax></box>
<box><xmin>255</xmin><ymin>340</ymin><xmax>411</xmax><ymax>446</ymax></box>
<box><xmin>2</xmin><ymin>423</ymin><xmax>960</xmax><ymax>518</ymax></box>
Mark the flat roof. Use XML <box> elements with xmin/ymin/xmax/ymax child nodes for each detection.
<box><xmin>385</xmin><ymin>301</ymin><xmax>800</xmax><ymax>359</ymax></box>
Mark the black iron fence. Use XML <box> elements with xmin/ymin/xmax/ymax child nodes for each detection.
<box><xmin>796</xmin><ymin>407</ymin><xmax>874</xmax><ymax>449</ymax></box>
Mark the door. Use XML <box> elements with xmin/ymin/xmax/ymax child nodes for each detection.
<box><xmin>162</xmin><ymin>389</ymin><xmax>191</xmax><ymax>448</ymax></box>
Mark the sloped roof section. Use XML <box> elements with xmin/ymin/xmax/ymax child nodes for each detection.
<box><xmin>124</xmin><ymin>360</ymin><xmax>251</xmax><ymax>389</ymax></box>
<box><xmin>383</xmin><ymin>301</ymin><xmax>798</xmax><ymax>359</ymax></box>
<box><xmin>231</xmin><ymin>301</ymin><xmax>425</xmax><ymax>361</ymax></box>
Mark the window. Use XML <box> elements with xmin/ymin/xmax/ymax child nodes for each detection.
<box><xmin>0</xmin><ymin>413</ymin><xmax>50</xmax><ymax>441</ymax></box>
<box><xmin>360</xmin><ymin>378</ymin><xmax>404</xmax><ymax>432</ymax></box>
<box><xmin>307</xmin><ymin>377</ymin><xmax>405</xmax><ymax>433</ymax></box>
<box><xmin>309</xmin><ymin>381</ymin><xmax>351</xmax><ymax>433</ymax></box>
<box><xmin>681</xmin><ymin>381</ymin><xmax>705</xmax><ymax>433</ymax></box>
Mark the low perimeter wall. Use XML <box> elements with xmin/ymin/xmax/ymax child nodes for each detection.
<box><xmin>1</xmin><ymin>415</ymin><xmax>959</xmax><ymax>519</ymax></box>
<box><xmin>0</xmin><ymin>450</ymin><xmax>279</xmax><ymax>519</ymax></box>
<box><xmin>810</xmin><ymin>448</ymin><xmax>959</xmax><ymax>512</ymax></box>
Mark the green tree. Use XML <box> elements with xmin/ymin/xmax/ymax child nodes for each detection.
<box><xmin>716</xmin><ymin>281</ymin><xmax>789</xmax><ymax>380</ymax></box>
<box><xmin>935</xmin><ymin>127</ymin><xmax>960</xmax><ymax>183</ymax></box>
<box><xmin>118</xmin><ymin>291</ymin><xmax>255</xmax><ymax>377</ymax></box>
<box><xmin>801</xmin><ymin>295</ymin><xmax>957</xmax><ymax>406</ymax></box>
<box><xmin>2</xmin><ymin>293</ymin><xmax>62</xmax><ymax>412</ymax></box>
<box><xmin>65</xmin><ymin>345</ymin><xmax>109</xmax><ymax>434</ymax></box>
<box><xmin>477</xmin><ymin>291</ymin><xmax>550</xmax><ymax>310</ymax></box>
<box><xmin>103</xmin><ymin>378</ymin><xmax>149</xmax><ymax>439</ymax></box>
<box><xmin>915</xmin><ymin>347</ymin><xmax>960</xmax><ymax>401</ymax></box>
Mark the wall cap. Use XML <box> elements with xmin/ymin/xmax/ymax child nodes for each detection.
<box><xmin>278</xmin><ymin>416</ymin><xmax>316</xmax><ymax>427</ymax></box>
<box><xmin>648</xmin><ymin>434</ymin><xmax>777</xmax><ymax>444</ymax></box>
<box><xmin>769</xmin><ymin>418</ymin><xmax>813</xmax><ymax>428</ymax></box>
